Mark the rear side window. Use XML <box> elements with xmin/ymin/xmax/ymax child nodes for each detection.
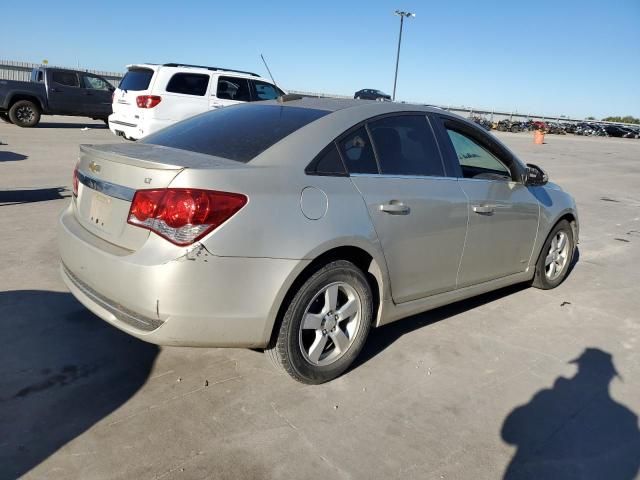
<box><xmin>142</xmin><ymin>104</ymin><xmax>329</xmax><ymax>163</ymax></box>
<box><xmin>52</xmin><ymin>71</ymin><xmax>79</xmax><ymax>87</ymax></box>
<box><xmin>338</xmin><ymin>127</ymin><xmax>378</xmax><ymax>174</ymax></box>
<box><xmin>119</xmin><ymin>68</ymin><xmax>154</xmax><ymax>91</ymax></box>
<box><xmin>217</xmin><ymin>76</ymin><xmax>251</xmax><ymax>101</ymax></box>
<box><xmin>166</xmin><ymin>73</ymin><xmax>210</xmax><ymax>96</ymax></box>
<box><xmin>368</xmin><ymin>115</ymin><xmax>444</xmax><ymax>177</ymax></box>
<box><xmin>306</xmin><ymin>144</ymin><xmax>346</xmax><ymax>176</ymax></box>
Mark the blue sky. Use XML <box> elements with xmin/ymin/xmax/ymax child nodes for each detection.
<box><xmin>2</xmin><ymin>0</ymin><xmax>639</xmax><ymax>118</ymax></box>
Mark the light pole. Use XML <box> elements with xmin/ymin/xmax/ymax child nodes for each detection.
<box><xmin>392</xmin><ymin>10</ymin><xmax>415</xmax><ymax>101</ymax></box>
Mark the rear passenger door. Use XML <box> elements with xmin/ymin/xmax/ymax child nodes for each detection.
<box><xmin>433</xmin><ymin>116</ymin><xmax>539</xmax><ymax>287</ymax></box>
<box><xmin>161</xmin><ymin>72</ymin><xmax>210</xmax><ymax>122</ymax></box>
<box><xmin>211</xmin><ymin>76</ymin><xmax>251</xmax><ymax>109</ymax></box>
<box><xmin>47</xmin><ymin>70</ymin><xmax>84</xmax><ymax>114</ymax></box>
<box><xmin>346</xmin><ymin>114</ymin><xmax>469</xmax><ymax>303</ymax></box>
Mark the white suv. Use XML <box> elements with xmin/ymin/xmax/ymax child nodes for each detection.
<box><xmin>108</xmin><ymin>63</ymin><xmax>284</xmax><ymax>140</ymax></box>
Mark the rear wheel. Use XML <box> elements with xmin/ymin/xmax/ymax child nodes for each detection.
<box><xmin>267</xmin><ymin>260</ymin><xmax>373</xmax><ymax>384</ymax></box>
<box><xmin>532</xmin><ymin>220</ymin><xmax>574</xmax><ymax>289</ymax></box>
<box><xmin>9</xmin><ymin>100</ymin><xmax>41</xmax><ymax>127</ymax></box>
<box><xmin>0</xmin><ymin>112</ymin><xmax>11</xmax><ymax>124</ymax></box>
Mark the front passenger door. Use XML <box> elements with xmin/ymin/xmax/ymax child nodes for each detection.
<box><xmin>435</xmin><ymin>118</ymin><xmax>540</xmax><ymax>287</ymax></box>
<box><xmin>81</xmin><ymin>74</ymin><xmax>113</xmax><ymax>117</ymax></box>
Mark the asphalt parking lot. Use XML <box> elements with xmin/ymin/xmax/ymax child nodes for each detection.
<box><xmin>1</xmin><ymin>116</ymin><xmax>639</xmax><ymax>480</ymax></box>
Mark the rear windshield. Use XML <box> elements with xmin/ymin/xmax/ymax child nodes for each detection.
<box><xmin>142</xmin><ymin>104</ymin><xmax>329</xmax><ymax>162</ymax></box>
<box><xmin>119</xmin><ymin>68</ymin><xmax>154</xmax><ymax>91</ymax></box>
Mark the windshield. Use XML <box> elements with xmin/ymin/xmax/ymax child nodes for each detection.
<box><xmin>142</xmin><ymin>104</ymin><xmax>329</xmax><ymax>163</ymax></box>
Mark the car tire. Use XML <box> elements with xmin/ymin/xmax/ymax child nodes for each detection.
<box><xmin>8</xmin><ymin>100</ymin><xmax>41</xmax><ymax>128</ymax></box>
<box><xmin>266</xmin><ymin>260</ymin><xmax>373</xmax><ymax>384</ymax></box>
<box><xmin>356</xmin><ymin>96</ymin><xmax>361</xmax><ymax>99</ymax></box>
<box><xmin>532</xmin><ymin>220</ymin><xmax>575</xmax><ymax>290</ymax></box>
<box><xmin>0</xmin><ymin>112</ymin><xmax>12</xmax><ymax>124</ymax></box>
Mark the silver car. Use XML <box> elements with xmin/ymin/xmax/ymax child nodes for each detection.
<box><xmin>58</xmin><ymin>98</ymin><xmax>578</xmax><ymax>384</ymax></box>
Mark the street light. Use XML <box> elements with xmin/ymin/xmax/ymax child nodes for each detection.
<box><xmin>392</xmin><ymin>10</ymin><xmax>415</xmax><ymax>101</ymax></box>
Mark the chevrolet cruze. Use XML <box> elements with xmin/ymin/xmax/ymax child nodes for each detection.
<box><xmin>58</xmin><ymin>98</ymin><xmax>578</xmax><ymax>384</ymax></box>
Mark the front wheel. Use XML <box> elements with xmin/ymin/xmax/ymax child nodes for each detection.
<box><xmin>266</xmin><ymin>260</ymin><xmax>373</xmax><ymax>384</ymax></box>
<box><xmin>532</xmin><ymin>220</ymin><xmax>575</xmax><ymax>289</ymax></box>
<box><xmin>8</xmin><ymin>100</ymin><xmax>41</xmax><ymax>127</ymax></box>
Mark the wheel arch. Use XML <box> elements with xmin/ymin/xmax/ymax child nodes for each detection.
<box><xmin>533</xmin><ymin>209</ymin><xmax>579</xmax><ymax>268</ymax></box>
<box><xmin>263</xmin><ymin>243</ymin><xmax>388</xmax><ymax>348</ymax></box>
<box><xmin>8</xmin><ymin>93</ymin><xmax>45</xmax><ymax>111</ymax></box>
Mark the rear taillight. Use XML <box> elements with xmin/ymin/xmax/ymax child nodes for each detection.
<box><xmin>72</xmin><ymin>165</ymin><xmax>79</xmax><ymax>197</ymax></box>
<box><xmin>127</xmin><ymin>189</ymin><xmax>247</xmax><ymax>246</ymax></box>
<box><xmin>136</xmin><ymin>95</ymin><xmax>162</xmax><ymax>109</ymax></box>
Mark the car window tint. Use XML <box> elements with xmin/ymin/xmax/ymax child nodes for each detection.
<box><xmin>142</xmin><ymin>104</ymin><xmax>329</xmax><ymax>163</ymax></box>
<box><xmin>119</xmin><ymin>68</ymin><xmax>154</xmax><ymax>91</ymax></box>
<box><xmin>166</xmin><ymin>73</ymin><xmax>210</xmax><ymax>96</ymax></box>
<box><xmin>446</xmin><ymin>129</ymin><xmax>511</xmax><ymax>179</ymax></box>
<box><xmin>217</xmin><ymin>76</ymin><xmax>251</xmax><ymax>101</ymax></box>
<box><xmin>310</xmin><ymin>144</ymin><xmax>346</xmax><ymax>175</ymax></box>
<box><xmin>338</xmin><ymin>127</ymin><xmax>378</xmax><ymax>174</ymax></box>
<box><xmin>52</xmin><ymin>71</ymin><xmax>79</xmax><ymax>87</ymax></box>
<box><xmin>253</xmin><ymin>80</ymin><xmax>279</xmax><ymax>100</ymax></box>
<box><xmin>369</xmin><ymin>115</ymin><xmax>444</xmax><ymax>176</ymax></box>
<box><xmin>83</xmin><ymin>75</ymin><xmax>111</xmax><ymax>90</ymax></box>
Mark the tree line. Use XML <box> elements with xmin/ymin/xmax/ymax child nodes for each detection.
<box><xmin>600</xmin><ymin>115</ymin><xmax>640</xmax><ymax>124</ymax></box>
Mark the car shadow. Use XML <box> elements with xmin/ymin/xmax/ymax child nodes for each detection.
<box><xmin>355</xmin><ymin>246</ymin><xmax>580</xmax><ymax>370</ymax></box>
<box><xmin>0</xmin><ymin>187</ymin><xmax>70</xmax><ymax>206</ymax></box>
<box><xmin>0</xmin><ymin>151</ymin><xmax>28</xmax><ymax>162</ymax></box>
<box><xmin>501</xmin><ymin>348</ymin><xmax>640</xmax><ymax>479</ymax></box>
<box><xmin>0</xmin><ymin>290</ymin><xmax>158</xmax><ymax>478</ymax></box>
<box><xmin>354</xmin><ymin>282</ymin><xmax>529</xmax><ymax>369</ymax></box>
<box><xmin>37</xmin><ymin>122</ymin><xmax>108</xmax><ymax>129</ymax></box>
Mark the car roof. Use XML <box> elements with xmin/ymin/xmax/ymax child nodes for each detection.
<box><xmin>258</xmin><ymin>97</ymin><xmax>444</xmax><ymax>114</ymax></box>
<box><xmin>125</xmin><ymin>63</ymin><xmax>269</xmax><ymax>81</ymax></box>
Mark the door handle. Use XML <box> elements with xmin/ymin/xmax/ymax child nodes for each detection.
<box><xmin>472</xmin><ymin>204</ymin><xmax>495</xmax><ymax>214</ymax></box>
<box><xmin>50</xmin><ymin>88</ymin><xmax>60</xmax><ymax>92</ymax></box>
<box><xmin>380</xmin><ymin>201</ymin><xmax>410</xmax><ymax>215</ymax></box>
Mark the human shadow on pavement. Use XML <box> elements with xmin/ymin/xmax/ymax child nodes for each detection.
<box><xmin>0</xmin><ymin>187</ymin><xmax>70</xmax><ymax>206</ymax></box>
<box><xmin>0</xmin><ymin>291</ymin><xmax>158</xmax><ymax>479</ymax></box>
<box><xmin>0</xmin><ymin>151</ymin><xmax>28</xmax><ymax>162</ymax></box>
<box><xmin>501</xmin><ymin>348</ymin><xmax>640</xmax><ymax>479</ymax></box>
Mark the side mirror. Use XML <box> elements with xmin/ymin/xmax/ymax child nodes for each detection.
<box><xmin>524</xmin><ymin>163</ymin><xmax>548</xmax><ymax>186</ymax></box>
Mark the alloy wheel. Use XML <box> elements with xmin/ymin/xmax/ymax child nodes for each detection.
<box><xmin>545</xmin><ymin>231</ymin><xmax>570</xmax><ymax>280</ymax></box>
<box><xmin>298</xmin><ymin>282</ymin><xmax>362</xmax><ymax>366</ymax></box>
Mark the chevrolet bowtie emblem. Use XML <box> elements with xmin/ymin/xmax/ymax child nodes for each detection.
<box><xmin>89</xmin><ymin>161</ymin><xmax>101</xmax><ymax>174</ymax></box>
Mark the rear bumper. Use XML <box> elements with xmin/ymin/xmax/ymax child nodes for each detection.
<box><xmin>108</xmin><ymin>113</ymin><xmax>173</xmax><ymax>140</ymax></box>
<box><xmin>57</xmin><ymin>204</ymin><xmax>308</xmax><ymax>347</ymax></box>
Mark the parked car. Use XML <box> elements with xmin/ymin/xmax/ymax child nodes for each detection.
<box><xmin>354</xmin><ymin>89</ymin><xmax>391</xmax><ymax>101</ymax></box>
<box><xmin>58</xmin><ymin>99</ymin><xmax>579</xmax><ymax>384</ymax></box>
<box><xmin>0</xmin><ymin>67</ymin><xmax>114</xmax><ymax>127</ymax></box>
<box><xmin>109</xmin><ymin>63</ymin><xmax>284</xmax><ymax>140</ymax></box>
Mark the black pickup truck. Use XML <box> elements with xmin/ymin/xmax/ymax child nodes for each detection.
<box><xmin>0</xmin><ymin>67</ymin><xmax>114</xmax><ymax>127</ymax></box>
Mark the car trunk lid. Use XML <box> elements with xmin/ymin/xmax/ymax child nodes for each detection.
<box><xmin>75</xmin><ymin>143</ymin><xmax>231</xmax><ymax>251</ymax></box>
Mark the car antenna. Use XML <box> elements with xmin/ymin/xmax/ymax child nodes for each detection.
<box><xmin>261</xmin><ymin>54</ymin><xmax>303</xmax><ymax>103</ymax></box>
<box><xmin>261</xmin><ymin>54</ymin><xmax>278</xmax><ymax>91</ymax></box>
